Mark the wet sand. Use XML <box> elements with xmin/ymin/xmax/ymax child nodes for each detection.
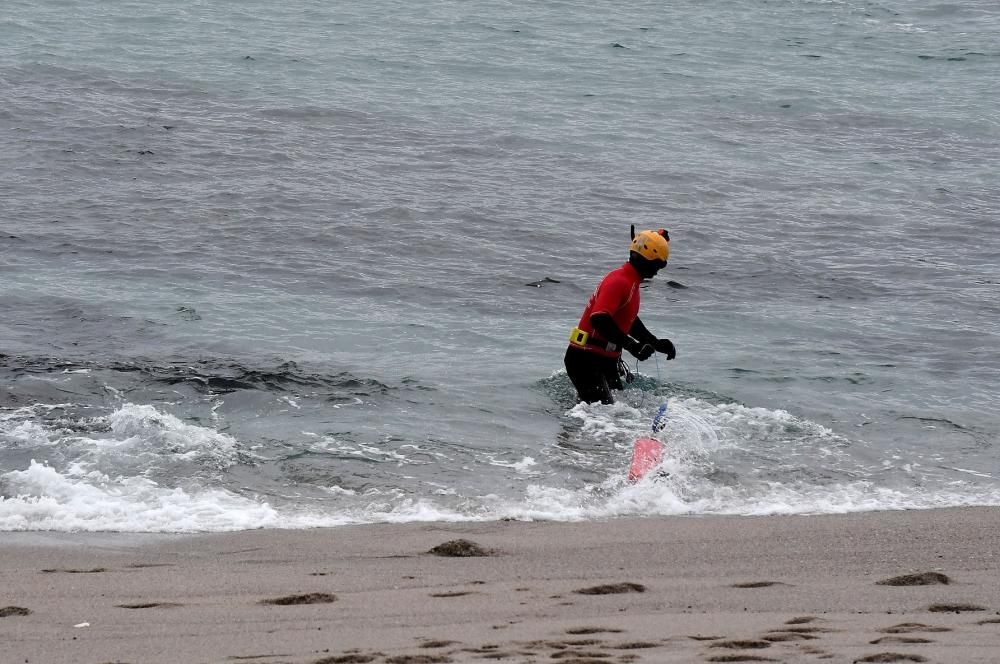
<box><xmin>2</xmin><ymin>507</ymin><xmax>1000</xmax><ymax>663</ymax></box>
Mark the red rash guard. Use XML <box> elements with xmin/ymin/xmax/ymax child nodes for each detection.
<box><xmin>574</xmin><ymin>262</ymin><xmax>642</xmax><ymax>358</ymax></box>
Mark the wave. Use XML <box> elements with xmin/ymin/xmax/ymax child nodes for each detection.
<box><xmin>2</xmin><ymin>392</ymin><xmax>999</xmax><ymax>532</ymax></box>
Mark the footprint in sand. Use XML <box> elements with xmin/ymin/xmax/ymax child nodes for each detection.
<box><xmin>116</xmin><ymin>602</ymin><xmax>182</xmax><ymax>609</ymax></box>
<box><xmin>709</xmin><ymin>640</ymin><xmax>772</xmax><ymax>650</ymax></box>
<box><xmin>459</xmin><ymin>644</ymin><xmax>503</xmax><ymax>655</ymax></box>
<box><xmin>312</xmin><ymin>653</ymin><xmax>382</xmax><ymax>663</ymax></box>
<box><xmin>260</xmin><ymin>592</ymin><xmax>337</xmax><ymax>605</ymax></box>
<box><xmin>730</xmin><ymin>581</ymin><xmax>787</xmax><ymax>589</ymax></box>
<box><xmin>870</xmin><ymin>636</ymin><xmax>934</xmax><ymax>645</ymax></box>
<box><xmin>611</xmin><ymin>641</ymin><xmax>659</xmax><ymax>649</ymax></box>
<box><xmin>798</xmin><ymin>644</ymin><xmax>833</xmax><ymax>657</ymax></box>
<box><xmin>762</xmin><ymin>617</ymin><xmax>828</xmax><ymax>643</ymax></box>
<box><xmin>768</xmin><ymin>626</ymin><xmax>834</xmax><ymax>635</ymax></box>
<box><xmin>565</xmin><ymin>627</ymin><xmax>625</xmax><ymax>635</ymax></box>
<box><xmin>879</xmin><ymin>623</ymin><xmax>951</xmax><ymax>634</ymax></box>
<box><xmin>927</xmin><ymin>603</ymin><xmax>986</xmax><ymax>613</ymax></box>
<box><xmin>560</xmin><ymin>639</ymin><xmax>603</xmax><ymax>646</ymax></box>
<box><xmin>352</xmin><ymin>655</ymin><xmax>449</xmax><ymax>664</ymax></box>
<box><xmin>762</xmin><ymin>632</ymin><xmax>819</xmax><ymax>642</ymax></box>
<box><xmin>550</xmin><ymin>650</ymin><xmax>616</xmax><ymax>660</ymax></box>
<box><xmin>387</xmin><ymin>656</ymin><xmax>453</xmax><ymax>664</ymax></box>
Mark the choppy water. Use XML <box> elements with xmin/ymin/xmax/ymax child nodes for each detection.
<box><xmin>2</xmin><ymin>0</ymin><xmax>999</xmax><ymax>531</ymax></box>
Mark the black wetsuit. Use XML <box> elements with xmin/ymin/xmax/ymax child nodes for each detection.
<box><xmin>564</xmin><ymin>317</ymin><xmax>658</xmax><ymax>404</ymax></box>
<box><xmin>564</xmin><ymin>345</ymin><xmax>623</xmax><ymax>405</ymax></box>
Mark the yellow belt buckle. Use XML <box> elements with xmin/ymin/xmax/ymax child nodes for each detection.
<box><xmin>569</xmin><ymin>326</ymin><xmax>589</xmax><ymax>347</ymax></box>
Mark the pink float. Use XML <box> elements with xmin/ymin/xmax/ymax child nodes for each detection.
<box><xmin>627</xmin><ymin>436</ymin><xmax>665</xmax><ymax>483</ymax></box>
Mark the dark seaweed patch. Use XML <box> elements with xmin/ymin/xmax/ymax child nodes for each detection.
<box><xmin>0</xmin><ymin>606</ymin><xmax>32</xmax><ymax>617</ymax></box>
<box><xmin>428</xmin><ymin>539</ymin><xmax>492</xmax><ymax>557</ymax></box>
<box><xmin>853</xmin><ymin>655</ymin><xmax>927</xmax><ymax>663</ymax></box>
<box><xmin>876</xmin><ymin>572</ymin><xmax>950</xmax><ymax>586</ymax></box>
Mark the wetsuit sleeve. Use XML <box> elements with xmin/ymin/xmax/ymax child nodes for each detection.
<box><xmin>629</xmin><ymin>317</ymin><xmax>658</xmax><ymax>346</ymax></box>
<box><xmin>590</xmin><ymin>313</ymin><xmax>630</xmax><ymax>346</ymax></box>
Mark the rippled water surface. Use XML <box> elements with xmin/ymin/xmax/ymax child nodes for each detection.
<box><xmin>1</xmin><ymin>0</ymin><xmax>999</xmax><ymax>531</ymax></box>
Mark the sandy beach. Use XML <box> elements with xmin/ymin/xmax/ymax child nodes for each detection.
<box><xmin>2</xmin><ymin>507</ymin><xmax>1000</xmax><ymax>664</ymax></box>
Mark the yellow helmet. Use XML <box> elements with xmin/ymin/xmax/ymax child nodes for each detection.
<box><xmin>629</xmin><ymin>229</ymin><xmax>669</xmax><ymax>263</ymax></box>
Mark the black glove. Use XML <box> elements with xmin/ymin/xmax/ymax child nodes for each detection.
<box><xmin>624</xmin><ymin>337</ymin><xmax>655</xmax><ymax>361</ymax></box>
<box><xmin>655</xmin><ymin>337</ymin><xmax>676</xmax><ymax>360</ymax></box>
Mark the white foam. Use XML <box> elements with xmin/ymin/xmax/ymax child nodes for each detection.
<box><xmin>567</xmin><ymin>401</ymin><xmax>646</xmax><ymax>444</ymax></box>
<box><xmin>324</xmin><ymin>485</ymin><xmax>357</xmax><ymax>496</ymax></box>
<box><xmin>523</xmin><ymin>395</ymin><xmax>1000</xmax><ymax>520</ymax></box>
<box><xmin>5</xmin><ymin>421</ymin><xmax>55</xmax><ymax>447</ymax></box>
<box><xmin>484</xmin><ymin>454</ymin><xmax>538</xmax><ymax>473</ymax></box>
<box><xmin>493</xmin><ymin>473</ymin><xmax>1000</xmax><ymax>522</ymax></box>
<box><xmin>2</xmin><ymin>397</ymin><xmax>1000</xmax><ymax>532</ymax></box>
<box><xmin>105</xmin><ymin>404</ymin><xmax>242</xmax><ymax>469</ymax></box>
<box><xmin>1</xmin><ymin>404</ymin><xmax>74</xmax><ymax>448</ymax></box>
<box><xmin>0</xmin><ymin>461</ymin><xmax>278</xmax><ymax>532</ymax></box>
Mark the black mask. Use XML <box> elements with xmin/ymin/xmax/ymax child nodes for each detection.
<box><xmin>629</xmin><ymin>252</ymin><xmax>665</xmax><ymax>279</ymax></box>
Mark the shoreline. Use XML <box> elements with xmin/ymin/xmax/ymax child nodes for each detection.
<box><xmin>3</xmin><ymin>507</ymin><xmax>1000</xmax><ymax>663</ymax></box>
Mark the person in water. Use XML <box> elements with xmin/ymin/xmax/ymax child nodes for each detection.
<box><xmin>564</xmin><ymin>228</ymin><xmax>676</xmax><ymax>404</ymax></box>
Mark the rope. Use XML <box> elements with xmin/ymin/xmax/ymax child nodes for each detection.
<box><xmin>632</xmin><ymin>352</ymin><xmax>663</xmax><ymax>411</ymax></box>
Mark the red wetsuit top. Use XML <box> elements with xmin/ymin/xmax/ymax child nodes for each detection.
<box><xmin>574</xmin><ymin>262</ymin><xmax>642</xmax><ymax>358</ymax></box>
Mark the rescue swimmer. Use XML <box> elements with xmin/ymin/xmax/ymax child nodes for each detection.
<box><xmin>564</xmin><ymin>228</ymin><xmax>676</xmax><ymax>404</ymax></box>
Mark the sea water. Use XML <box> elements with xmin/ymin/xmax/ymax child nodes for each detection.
<box><xmin>1</xmin><ymin>0</ymin><xmax>998</xmax><ymax>531</ymax></box>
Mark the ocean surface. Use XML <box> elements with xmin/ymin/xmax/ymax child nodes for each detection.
<box><xmin>2</xmin><ymin>0</ymin><xmax>998</xmax><ymax>532</ymax></box>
